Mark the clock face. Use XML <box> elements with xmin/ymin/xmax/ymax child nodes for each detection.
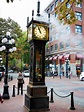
<box><xmin>34</xmin><ymin>26</ymin><xmax>46</xmax><ymax>39</ymax></box>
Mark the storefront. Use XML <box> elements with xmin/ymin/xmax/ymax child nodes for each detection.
<box><xmin>45</xmin><ymin>52</ymin><xmax>84</xmax><ymax>77</ymax></box>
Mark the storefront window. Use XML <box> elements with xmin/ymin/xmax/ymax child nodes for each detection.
<box><xmin>55</xmin><ymin>44</ymin><xmax>58</xmax><ymax>50</ymax></box>
<box><xmin>60</xmin><ymin>42</ymin><xmax>64</xmax><ymax>49</ymax></box>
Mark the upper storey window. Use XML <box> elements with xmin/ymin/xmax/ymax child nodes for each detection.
<box><xmin>50</xmin><ymin>4</ymin><xmax>54</xmax><ymax>12</ymax></box>
<box><xmin>75</xmin><ymin>12</ymin><xmax>82</xmax><ymax>21</ymax></box>
<box><xmin>75</xmin><ymin>25</ymin><xmax>82</xmax><ymax>34</ymax></box>
<box><xmin>76</xmin><ymin>2</ymin><xmax>82</xmax><ymax>8</ymax></box>
<box><xmin>60</xmin><ymin>0</ymin><xmax>64</xmax><ymax>2</ymax></box>
<box><xmin>55</xmin><ymin>0</ymin><xmax>58</xmax><ymax>7</ymax></box>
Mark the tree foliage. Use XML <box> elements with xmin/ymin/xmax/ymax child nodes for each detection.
<box><xmin>54</xmin><ymin>0</ymin><xmax>82</xmax><ymax>24</ymax></box>
<box><xmin>0</xmin><ymin>17</ymin><xmax>22</xmax><ymax>64</ymax></box>
<box><xmin>0</xmin><ymin>17</ymin><xmax>22</xmax><ymax>39</ymax></box>
<box><xmin>15</xmin><ymin>31</ymin><xmax>30</xmax><ymax>65</ymax></box>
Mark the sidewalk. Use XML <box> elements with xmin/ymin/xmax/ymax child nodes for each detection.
<box><xmin>0</xmin><ymin>77</ymin><xmax>84</xmax><ymax>112</ymax></box>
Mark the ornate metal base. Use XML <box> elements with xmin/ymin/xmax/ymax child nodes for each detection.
<box><xmin>2</xmin><ymin>85</ymin><xmax>10</xmax><ymax>99</ymax></box>
<box><xmin>24</xmin><ymin>85</ymin><xmax>49</xmax><ymax>112</ymax></box>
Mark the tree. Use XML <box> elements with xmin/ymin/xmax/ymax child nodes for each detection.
<box><xmin>0</xmin><ymin>17</ymin><xmax>22</xmax><ymax>69</ymax></box>
<box><xmin>0</xmin><ymin>17</ymin><xmax>22</xmax><ymax>38</ymax></box>
<box><xmin>15</xmin><ymin>31</ymin><xmax>30</xmax><ymax>70</ymax></box>
<box><xmin>54</xmin><ymin>0</ymin><xmax>82</xmax><ymax>24</ymax></box>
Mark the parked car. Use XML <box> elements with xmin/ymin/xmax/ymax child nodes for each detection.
<box><xmin>80</xmin><ymin>72</ymin><xmax>84</xmax><ymax>81</ymax></box>
<box><xmin>22</xmin><ymin>70</ymin><xmax>30</xmax><ymax>77</ymax></box>
<box><xmin>8</xmin><ymin>69</ymin><xmax>14</xmax><ymax>73</ymax></box>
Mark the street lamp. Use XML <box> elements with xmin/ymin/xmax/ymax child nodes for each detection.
<box><xmin>0</xmin><ymin>56</ymin><xmax>3</xmax><ymax>65</ymax></box>
<box><xmin>65</xmin><ymin>58</ymin><xmax>69</xmax><ymax>78</ymax></box>
<box><xmin>0</xmin><ymin>32</ymin><xmax>16</xmax><ymax>99</ymax></box>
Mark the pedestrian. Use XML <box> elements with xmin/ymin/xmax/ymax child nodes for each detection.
<box><xmin>17</xmin><ymin>72</ymin><xmax>24</xmax><ymax>95</ymax></box>
<box><xmin>52</xmin><ymin>68</ymin><xmax>55</xmax><ymax>78</ymax></box>
<box><xmin>68</xmin><ymin>68</ymin><xmax>72</xmax><ymax>79</ymax></box>
<box><xmin>0</xmin><ymin>94</ymin><xmax>3</xmax><ymax>103</ymax></box>
<box><xmin>60</xmin><ymin>70</ymin><xmax>62</xmax><ymax>79</ymax></box>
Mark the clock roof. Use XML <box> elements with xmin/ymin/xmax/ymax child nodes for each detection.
<box><xmin>27</xmin><ymin>19</ymin><xmax>49</xmax><ymax>28</ymax></box>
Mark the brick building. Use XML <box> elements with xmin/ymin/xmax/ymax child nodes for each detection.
<box><xmin>45</xmin><ymin>0</ymin><xmax>84</xmax><ymax>77</ymax></box>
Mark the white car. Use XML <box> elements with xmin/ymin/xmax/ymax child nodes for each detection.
<box><xmin>22</xmin><ymin>70</ymin><xmax>30</xmax><ymax>77</ymax></box>
<box><xmin>8</xmin><ymin>69</ymin><xmax>14</xmax><ymax>73</ymax></box>
<box><xmin>80</xmin><ymin>72</ymin><xmax>84</xmax><ymax>81</ymax></box>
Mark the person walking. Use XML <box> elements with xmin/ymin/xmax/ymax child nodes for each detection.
<box><xmin>0</xmin><ymin>94</ymin><xmax>3</xmax><ymax>103</ymax></box>
<box><xmin>68</xmin><ymin>68</ymin><xmax>72</xmax><ymax>79</ymax></box>
<box><xmin>60</xmin><ymin>70</ymin><xmax>62</xmax><ymax>79</ymax></box>
<box><xmin>17</xmin><ymin>72</ymin><xmax>24</xmax><ymax>95</ymax></box>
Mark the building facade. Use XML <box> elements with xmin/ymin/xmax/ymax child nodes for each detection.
<box><xmin>45</xmin><ymin>0</ymin><xmax>84</xmax><ymax>77</ymax></box>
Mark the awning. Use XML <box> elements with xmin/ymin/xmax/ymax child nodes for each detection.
<box><xmin>64</xmin><ymin>54</ymin><xmax>70</xmax><ymax>59</ymax></box>
<box><xmin>53</xmin><ymin>56</ymin><xmax>57</xmax><ymax>60</ymax></box>
<box><xmin>76</xmin><ymin>54</ymin><xmax>84</xmax><ymax>59</ymax></box>
<box><xmin>49</xmin><ymin>57</ymin><xmax>53</xmax><ymax>60</ymax></box>
<box><xmin>58</xmin><ymin>55</ymin><xmax>64</xmax><ymax>60</ymax></box>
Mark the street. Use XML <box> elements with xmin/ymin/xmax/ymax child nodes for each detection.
<box><xmin>46</xmin><ymin>76</ymin><xmax>84</xmax><ymax>108</ymax></box>
<box><xmin>0</xmin><ymin>73</ymin><xmax>84</xmax><ymax>110</ymax></box>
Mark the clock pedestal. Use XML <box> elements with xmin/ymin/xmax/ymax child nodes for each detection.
<box><xmin>24</xmin><ymin>40</ymin><xmax>49</xmax><ymax>112</ymax></box>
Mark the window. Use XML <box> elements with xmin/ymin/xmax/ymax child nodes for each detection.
<box><xmin>50</xmin><ymin>45</ymin><xmax>53</xmax><ymax>52</ymax></box>
<box><xmin>66</xmin><ymin>42</ymin><xmax>70</xmax><ymax>48</ymax></box>
<box><xmin>50</xmin><ymin>25</ymin><xmax>53</xmax><ymax>31</ymax></box>
<box><xmin>55</xmin><ymin>33</ymin><xmax>60</xmax><ymax>40</ymax></box>
<box><xmin>60</xmin><ymin>0</ymin><xmax>64</xmax><ymax>2</ymax></box>
<box><xmin>55</xmin><ymin>0</ymin><xmax>58</xmax><ymax>7</ymax></box>
<box><xmin>67</xmin><ymin>14</ymin><xmax>70</xmax><ymax>19</ymax></box>
<box><xmin>46</xmin><ymin>47</ymin><xmax>49</xmax><ymax>52</ymax></box>
<box><xmin>55</xmin><ymin>44</ymin><xmax>58</xmax><ymax>50</ymax></box>
<box><xmin>66</xmin><ymin>26</ymin><xmax>70</xmax><ymax>34</ymax></box>
<box><xmin>47</xmin><ymin>9</ymin><xmax>49</xmax><ymax>13</ymax></box>
<box><xmin>60</xmin><ymin>42</ymin><xmax>64</xmax><ymax>49</ymax></box>
<box><xmin>75</xmin><ymin>12</ymin><xmax>82</xmax><ymax>21</ymax></box>
<box><xmin>75</xmin><ymin>25</ymin><xmax>82</xmax><ymax>34</ymax></box>
<box><xmin>76</xmin><ymin>41</ymin><xmax>83</xmax><ymax>48</ymax></box>
<box><xmin>66</xmin><ymin>3</ymin><xmax>71</xmax><ymax>8</ymax></box>
<box><xmin>55</xmin><ymin>12</ymin><xmax>58</xmax><ymax>18</ymax></box>
<box><xmin>76</xmin><ymin>2</ymin><xmax>82</xmax><ymax>8</ymax></box>
<box><xmin>50</xmin><ymin>4</ymin><xmax>54</xmax><ymax>12</ymax></box>
<box><xmin>50</xmin><ymin>36</ymin><xmax>52</xmax><ymax>41</ymax></box>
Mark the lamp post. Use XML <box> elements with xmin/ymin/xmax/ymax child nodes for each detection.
<box><xmin>65</xmin><ymin>58</ymin><xmax>69</xmax><ymax>78</ymax></box>
<box><xmin>0</xmin><ymin>56</ymin><xmax>3</xmax><ymax>65</ymax></box>
<box><xmin>0</xmin><ymin>32</ymin><xmax>16</xmax><ymax>99</ymax></box>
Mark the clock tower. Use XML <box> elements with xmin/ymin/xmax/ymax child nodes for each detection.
<box><xmin>24</xmin><ymin>1</ymin><xmax>49</xmax><ymax>112</ymax></box>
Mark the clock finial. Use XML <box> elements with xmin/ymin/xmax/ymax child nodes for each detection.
<box><xmin>37</xmin><ymin>0</ymin><xmax>40</xmax><ymax>16</ymax></box>
<box><xmin>32</xmin><ymin>10</ymin><xmax>34</xmax><ymax>20</ymax></box>
<box><xmin>48</xmin><ymin>13</ymin><xmax>50</xmax><ymax>23</ymax></box>
<box><xmin>27</xmin><ymin>17</ymin><xmax>29</xmax><ymax>27</ymax></box>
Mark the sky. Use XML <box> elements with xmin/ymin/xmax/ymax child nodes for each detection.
<box><xmin>0</xmin><ymin>0</ymin><xmax>53</xmax><ymax>31</ymax></box>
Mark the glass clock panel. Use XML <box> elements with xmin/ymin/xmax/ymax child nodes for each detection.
<box><xmin>35</xmin><ymin>49</ymin><xmax>42</xmax><ymax>81</ymax></box>
<box><xmin>28</xmin><ymin>24</ymin><xmax>32</xmax><ymax>42</ymax></box>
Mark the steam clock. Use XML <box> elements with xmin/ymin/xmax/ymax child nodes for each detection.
<box><xmin>24</xmin><ymin>3</ymin><xmax>49</xmax><ymax>111</ymax></box>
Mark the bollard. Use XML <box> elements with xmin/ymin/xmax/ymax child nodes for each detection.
<box><xmin>12</xmin><ymin>85</ymin><xmax>15</xmax><ymax>97</ymax></box>
<box><xmin>9</xmin><ymin>75</ymin><xmax>10</xmax><ymax>79</ymax></box>
<box><xmin>11</xmin><ymin>76</ymin><xmax>13</xmax><ymax>80</ymax></box>
<box><xmin>50</xmin><ymin>88</ymin><xmax>54</xmax><ymax>103</ymax></box>
<box><xmin>60</xmin><ymin>75</ymin><xmax>61</xmax><ymax>79</ymax></box>
<box><xmin>70</xmin><ymin>92</ymin><xmax>75</xmax><ymax>110</ymax></box>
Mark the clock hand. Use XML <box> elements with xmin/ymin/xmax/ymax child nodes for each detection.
<box><xmin>38</xmin><ymin>27</ymin><xmax>41</xmax><ymax>34</ymax></box>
